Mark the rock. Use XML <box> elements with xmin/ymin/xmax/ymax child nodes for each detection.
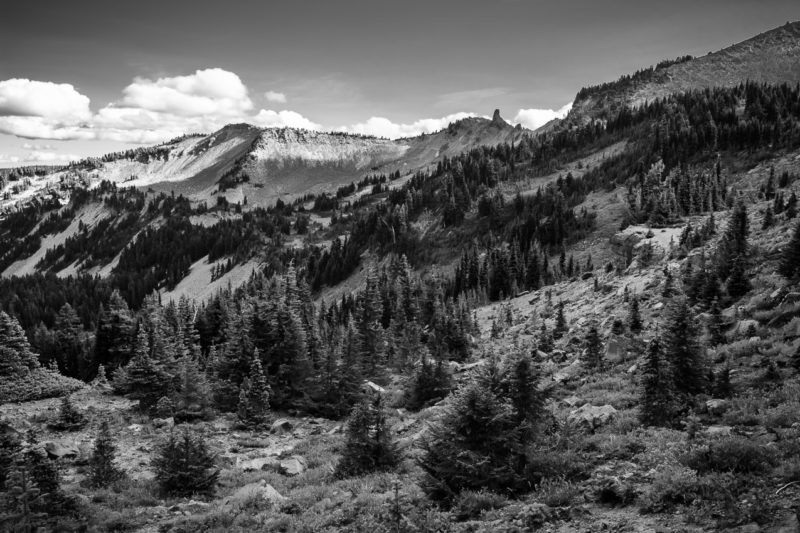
<box><xmin>238</xmin><ymin>457</ymin><xmax>279</xmax><ymax>471</ymax></box>
<box><xmin>553</xmin><ymin>359</ymin><xmax>582</xmax><ymax>383</ymax></box>
<box><xmin>780</xmin><ymin>292</ymin><xmax>800</xmax><ymax>305</ymax></box>
<box><xmin>561</xmin><ymin>395</ymin><xmax>583</xmax><ymax>408</ymax></box>
<box><xmin>180</xmin><ymin>500</ymin><xmax>211</xmax><ymax>513</ymax></box>
<box><xmin>626</xmin><ymin>363</ymin><xmax>638</xmax><ymax>374</ymax></box>
<box><xmin>738</xmin><ymin>523</ymin><xmax>760</xmax><ymax>533</ymax></box>
<box><xmin>652</xmin><ymin>302</ymin><xmax>664</xmax><ymax>310</ymax></box>
<box><xmin>363</xmin><ymin>381</ymin><xmax>386</xmax><ymax>394</ymax></box>
<box><xmin>44</xmin><ymin>441</ymin><xmax>79</xmax><ymax>459</ymax></box>
<box><xmin>127</xmin><ymin>423</ymin><xmax>143</xmax><ymax>432</ymax></box>
<box><xmin>769</xmin><ymin>512</ymin><xmax>800</xmax><ymax>533</ymax></box>
<box><xmin>517</xmin><ymin>503</ymin><xmax>556</xmax><ymax>529</ymax></box>
<box><xmin>735</xmin><ymin>319</ymin><xmax>759</xmax><ymax>334</ymax></box>
<box><xmin>153</xmin><ymin>417</ymin><xmax>174</xmax><ymax>429</ymax></box>
<box><xmin>270</xmin><ymin>418</ymin><xmax>293</xmax><ymax>434</ymax></box>
<box><xmin>705</xmin><ymin>425</ymin><xmax>733</xmax><ymax>437</ymax></box>
<box><xmin>706</xmin><ymin>399</ymin><xmax>729</xmax><ymax>416</ymax></box>
<box><xmin>327</xmin><ymin>425</ymin><xmax>342</xmax><ymax>435</ymax></box>
<box><xmin>278</xmin><ymin>456</ymin><xmax>307</xmax><ymax>477</ymax></box>
<box><xmin>567</xmin><ymin>404</ymin><xmax>618</xmax><ymax>431</ymax></box>
<box><xmin>223</xmin><ymin>480</ymin><xmax>286</xmax><ymax>508</ymax></box>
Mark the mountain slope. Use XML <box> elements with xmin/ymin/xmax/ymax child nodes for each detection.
<box><xmin>570</xmin><ymin>21</ymin><xmax>800</xmax><ymax>121</ymax></box>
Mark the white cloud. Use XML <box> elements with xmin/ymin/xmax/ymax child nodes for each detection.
<box><xmin>339</xmin><ymin>112</ymin><xmax>479</xmax><ymax>139</ymax></box>
<box><xmin>22</xmin><ymin>142</ymin><xmax>54</xmax><ymax>150</ymax></box>
<box><xmin>25</xmin><ymin>150</ymin><xmax>81</xmax><ymax>163</ymax></box>
<box><xmin>121</xmin><ymin>68</ymin><xmax>253</xmax><ymax>117</ymax></box>
<box><xmin>251</xmin><ymin>109</ymin><xmax>320</xmax><ymax>130</ymax></box>
<box><xmin>513</xmin><ymin>102</ymin><xmax>572</xmax><ymax>130</ymax></box>
<box><xmin>0</xmin><ymin>116</ymin><xmax>95</xmax><ymax>141</ymax></box>
<box><xmin>0</xmin><ymin>154</ymin><xmax>21</xmax><ymax>164</ymax></box>
<box><xmin>264</xmin><ymin>91</ymin><xmax>287</xmax><ymax>104</ymax></box>
<box><xmin>0</xmin><ymin>79</ymin><xmax>92</xmax><ymax>122</ymax></box>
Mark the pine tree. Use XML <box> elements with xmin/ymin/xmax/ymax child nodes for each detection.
<box><xmin>0</xmin><ymin>312</ymin><xmax>40</xmax><ymax>376</ymax></box>
<box><xmin>89</xmin><ymin>421</ymin><xmax>124</xmax><ymax>487</ymax></box>
<box><xmin>0</xmin><ymin>422</ymin><xmax>21</xmax><ymax>490</ymax></box>
<box><xmin>628</xmin><ymin>295</ymin><xmax>642</xmax><ymax>333</ymax></box>
<box><xmin>173</xmin><ymin>356</ymin><xmax>214</xmax><ymax>422</ymax></box>
<box><xmin>553</xmin><ymin>301</ymin><xmax>567</xmax><ymax>339</ymax></box>
<box><xmin>662</xmin><ymin>297</ymin><xmax>707</xmax><ymax>396</ymax></box>
<box><xmin>504</xmin><ymin>353</ymin><xmax>543</xmax><ymax>430</ymax></box>
<box><xmin>237</xmin><ymin>354</ymin><xmax>271</xmax><ymax>429</ymax></box>
<box><xmin>726</xmin><ymin>254</ymin><xmax>751</xmax><ymax>299</ymax></box>
<box><xmin>639</xmin><ymin>338</ymin><xmax>676</xmax><ymax>426</ymax></box>
<box><xmin>707</xmin><ymin>299</ymin><xmax>726</xmax><ymax>346</ymax></box>
<box><xmin>335</xmin><ymin>395</ymin><xmax>398</xmax><ymax>478</ymax></box>
<box><xmin>419</xmin><ymin>379</ymin><xmax>524</xmax><ymax>503</ymax></box>
<box><xmin>792</xmin><ymin>342</ymin><xmax>800</xmax><ymax>372</ymax></box>
<box><xmin>114</xmin><ymin>325</ymin><xmax>176</xmax><ymax>412</ymax></box>
<box><xmin>93</xmin><ymin>290</ymin><xmax>134</xmax><ymax>372</ymax></box>
<box><xmin>152</xmin><ymin>430</ymin><xmax>218</xmax><ymax>496</ymax></box>
<box><xmin>779</xmin><ymin>219</ymin><xmax>800</xmax><ymax>280</ymax></box>
<box><xmin>48</xmin><ymin>395</ymin><xmax>86</xmax><ymax>431</ymax></box>
<box><xmin>537</xmin><ymin>322</ymin><xmax>554</xmax><ymax>353</ymax></box>
<box><xmin>583</xmin><ymin>322</ymin><xmax>603</xmax><ymax>369</ymax></box>
<box><xmin>405</xmin><ymin>357</ymin><xmax>450</xmax><ymax>411</ymax></box>
<box><xmin>762</xmin><ymin>205</ymin><xmax>774</xmax><ymax>229</ymax></box>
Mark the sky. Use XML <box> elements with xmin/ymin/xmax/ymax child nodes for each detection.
<box><xmin>0</xmin><ymin>0</ymin><xmax>797</xmax><ymax>167</ymax></box>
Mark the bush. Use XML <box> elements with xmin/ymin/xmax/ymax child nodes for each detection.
<box><xmin>0</xmin><ymin>369</ymin><xmax>83</xmax><ymax>404</ymax></box>
<box><xmin>683</xmin><ymin>437</ymin><xmax>776</xmax><ymax>474</ymax></box>
<box><xmin>152</xmin><ymin>429</ymin><xmax>219</xmax><ymax>497</ymax></box>
<box><xmin>48</xmin><ymin>395</ymin><xmax>87</xmax><ymax>431</ymax></box>
<box><xmin>639</xmin><ymin>464</ymin><xmax>700</xmax><ymax>512</ymax></box>
<box><xmin>534</xmin><ymin>477</ymin><xmax>580</xmax><ymax>507</ymax></box>
<box><xmin>452</xmin><ymin>489</ymin><xmax>508</xmax><ymax>520</ymax></box>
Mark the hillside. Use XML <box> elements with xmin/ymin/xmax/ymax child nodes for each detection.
<box><xmin>570</xmin><ymin>21</ymin><xmax>800</xmax><ymax>122</ymax></box>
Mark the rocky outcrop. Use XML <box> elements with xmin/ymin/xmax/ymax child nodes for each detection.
<box><xmin>568</xmin><ymin>404</ymin><xmax>618</xmax><ymax>431</ymax></box>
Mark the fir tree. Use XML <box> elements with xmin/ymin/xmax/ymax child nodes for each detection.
<box><xmin>706</xmin><ymin>299</ymin><xmax>726</xmax><ymax>347</ymax></box>
<box><xmin>762</xmin><ymin>205</ymin><xmax>774</xmax><ymax>229</ymax></box>
<box><xmin>583</xmin><ymin>322</ymin><xmax>603</xmax><ymax>369</ymax></box>
<box><xmin>726</xmin><ymin>254</ymin><xmax>751</xmax><ymax>299</ymax></box>
<box><xmin>48</xmin><ymin>395</ymin><xmax>86</xmax><ymax>431</ymax></box>
<box><xmin>405</xmin><ymin>357</ymin><xmax>450</xmax><ymax>411</ymax></box>
<box><xmin>335</xmin><ymin>395</ymin><xmax>398</xmax><ymax>478</ymax></box>
<box><xmin>173</xmin><ymin>356</ymin><xmax>214</xmax><ymax>422</ymax></box>
<box><xmin>553</xmin><ymin>301</ymin><xmax>567</xmax><ymax>339</ymax></box>
<box><xmin>537</xmin><ymin>322</ymin><xmax>554</xmax><ymax>353</ymax></box>
<box><xmin>779</xmin><ymin>219</ymin><xmax>800</xmax><ymax>280</ymax></box>
<box><xmin>662</xmin><ymin>297</ymin><xmax>707</xmax><ymax>396</ymax></box>
<box><xmin>639</xmin><ymin>338</ymin><xmax>676</xmax><ymax>427</ymax></box>
<box><xmin>420</xmin><ymin>379</ymin><xmax>524</xmax><ymax>503</ymax></box>
<box><xmin>152</xmin><ymin>430</ymin><xmax>218</xmax><ymax>497</ymax></box>
<box><xmin>628</xmin><ymin>295</ymin><xmax>642</xmax><ymax>333</ymax></box>
<box><xmin>504</xmin><ymin>353</ymin><xmax>544</xmax><ymax>430</ymax></box>
<box><xmin>237</xmin><ymin>354</ymin><xmax>271</xmax><ymax>429</ymax></box>
<box><xmin>0</xmin><ymin>312</ymin><xmax>40</xmax><ymax>376</ymax></box>
<box><xmin>89</xmin><ymin>421</ymin><xmax>124</xmax><ymax>487</ymax></box>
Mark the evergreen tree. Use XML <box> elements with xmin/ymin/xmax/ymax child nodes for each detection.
<box><xmin>152</xmin><ymin>430</ymin><xmax>218</xmax><ymax>496</ymax></box>
<box><xmin>173</xmin><ymin>356</ymin><xmax>214</xmax><ymax>422</ymax></box>
<box><xmin>713</xmin><ymin>365</ymin><xmax>733</xmax><ymax>398</ymax></box>
<box><xmin>553</xmin><ymin>301</ymin><xmax>567</xmax><ymax>339</ymax></box>
<box><xmin>792</xmin><ymin>342</ymin><xmax>800</xmax><ymax>372</ymax></box>
<box><xmin>639</xmin><ymin>338</ymin><xmax>676</xmax><ymax>427</ymax></box>
<box><xmin>0</xmin><ymin>422</ymin><xmax>21</xmax><ymax>490</ymax></box>
<box><xmin>706</xmin><ymin>299</ymin><xmax>726</xmax><ymax>347</ymax></box>
<box><xmin>237</xmin><ymin>354</ymin><xmax>271</xmax><ymax>429</ymax></box>
<box><xmin>405</xmin><ymin>357</ymin><xmax>451</xmax><ymax>411</ymax></box>
<box><xmin>504</xmin><ymin>353</ymin><xmax>544</xmax><ymax>431</ymax></box>
<box><xmin>113</xmin><ymin>325</ymin><xmax>176</xmax><ymax>412</ymax></box>
<box><xmin>662</xmin><ymin>297</ymin><xmax>707</xmax><ymax>396</ymax></box>
<box><xmin>726</xmin><ymin>254</ymin><xmax>751</xmax><ymax>299</ymax></box>
<box><xmin>48</xmin><ymin>395</ymin><xmax>86</xmax><ymax>431</ymax></box>
<box><xmin>335</xmin><ymin>395</ymin><xmax>398</xmax><ymax>478</ymax></box>
<box><xmin>628</xmin><ymin>295</ymin><xmax>642</xmax><ymax>333</ymax></box>
<box><xmin>583</xmin><ymin>322</ymin><xmax>603</xmax><ymax>369</ymax></box>
<box><xmin>89</xmin><ymin>421</ymin><xmax>124</xmax><ymax>487</ymax></box>
<box><xmin>420</xmin><ymin>379</ymin><xmax>524</xmax><ymax>503</ymax></box>
<box><xmin>779</xmin><ymin>219</ymin><xmax>800</xmax><ymax>280</ymax></box>
<box><xmin>0</xmin><ymin>312</ymin><xmax>40</xmax><ymax>376</ymax></box>
<box><xmin>537</xmin><ymin>322</ymin><xmax>554</xmax><ymax>353</ymax></box>
<box><xmin>787</xmin><ymin>192</ymin><xmax>798</xmax><ymax>219</ymax></box>
<box><xmin>762</xmin><ymin>205</ymin><xmax>774</xmax><ymax>229</ymax></box>
<box><xmin>93</xmin><ymin>290</ymin><xmax>134</xmax><ymax>373</ymax></box>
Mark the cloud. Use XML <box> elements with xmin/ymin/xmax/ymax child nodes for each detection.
<box><xmin>251</xmin><ymin>109</ymin><xmax>320</xmax><ymax>130</ymax></box>
<box><xmin>0</xmin><ymin>79</ymin><xmax>92</xmax><ymax>121</ymax></box>
<box><xmin>0</xmin><ymin>154</ymin><xmax>21</xmax><ymax>164</ymax></box>
<box><xmin>25</xmin><ymin>150</ymin><xmax>81</xmax><ymax>163</ymax></box>
<box><xmin>22</xmin><ymin>143</ymin><xmax>54</xmax><ymax>150</ymax></box>
<box><xmin>120</xmin><ymin>68</ymin><xmax>252</xmax><ymax>117</ymax></box>
<box><xmin>264</xmin><ymin>91</ymin><xmax>287</xmax><ymax>104</ymax></box>
<box><xmin>513</xmin><ymin>102</ymin><xmax>572</xmax><ymax>130</ymax></box>
<box><xmin>0</xmin><ymin>116</ymin><xmax>95</xmax><ymax>141</ymax></box>
<box><xmin>340</xmin><ymin>112</ymin><xmax>479</xmax><ymax>139</ymax></box>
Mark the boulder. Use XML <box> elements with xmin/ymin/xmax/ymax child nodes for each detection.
<box><xmin>706</xmin><ymin>399</ymin><xmax>729</xmax><ymax>416</ymax></box>
<box><xmin>223</xmin><ymin>480</ymin><xmax>286</xmax><ymax>508</ymax></box>
<box><xmin>270</xmin><ymin>418</ymin><xmax>293</xmax><ymax>434</ymax></box>
<box><xmin>153</xmin><ymin>417</ymin><xmax>174</xmax><ymax>429</ymax></box>
<box><xmin>561</xmin><ymin>395</ymin><xmax>583</xmax><ymax>408</ymax></box>
<box><xmin>44</xmin><ymin>441</ymin><xmax>79</xmax><ymax>459</ymax></box>
<box><xmin>705</xmin><ymin>425</ymin><xmax>733</xmax><ymax>437</ymax></box>
<box><xmin>567</xmin><ymin>404</ymin><xmax>618</xmax><ymax>431</ymax></box>
<box><xmin>327</xmin><ymin>425</ymin><xmax>342</xmax><ymax>435</ymax></box>
<box><xmin>735</xmin><ymin>319</ymin><xmax>759</xmax><ymax>334</ymax></box>
<box><xmin>278</xmin><ymin>456</ymin><xmax>307</xmax><ymax>477</ymax></box>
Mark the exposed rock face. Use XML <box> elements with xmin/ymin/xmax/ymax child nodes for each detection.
<box><xmin>223</xmin><ymin>480</ymin><xmax>286</xmax><ymax>508</ymax></box>
<box><xmin>568</xmin><ymin>404</ymin><xmax>618</xmax><ymax>430</ymax></box>
<box><xmin>44</xmin><ymin>441</ymin><xmax>79</xmax><ymax>459</ymax></box>
<box><xmin>706</xmin><ymin>399</ymin><xmax>729</xmax><ymax>416</ymax></box>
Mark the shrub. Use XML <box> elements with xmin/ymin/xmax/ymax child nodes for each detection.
<box><xmin>534</xmin><ymin>477</ymin><xmax>580</xmax><ymax>507</ymax></box>
<box><xmin>48</xmin><ymin>395</ymin><xmax>87</xmax><ymax>431</ymax></box>
<box><xmin>639</xmin><ymin>464</ymin><xmax>700</xmax><ymax>512</ymax></box>
<box><xmin>452</xmin><ymin>489</ymin><xmax>508</xmax><ymax>520</ymax></box>
<box><xmin>152</xmin><ymin>429</ymin><xmax>218</xmax><ymax>497</ymax></box>
<box><xmin>683</xmin><ymin>437</ymin><xmax>776</xmax><ymax>474</ymax></box>
<box><xmin>0</xmin><ymin>370</ymin><xmax>83</xmax><ymax>404</ymax></box>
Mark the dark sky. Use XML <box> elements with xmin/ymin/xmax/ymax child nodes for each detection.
<box><xmin>0</xmin><ymin>0</ymin><xmax>797</xmax><ymax>164</ymax></box>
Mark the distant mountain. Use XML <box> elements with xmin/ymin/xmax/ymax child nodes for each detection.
<box><xmin>1</xmin><ymin>111</ymin><xmax>525</xmax><ymax>210</ymax></box>
<box><xmin>569</xmin><ymin>21</ymin><xmax>800</xmax><ymax>122</ymax></box>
